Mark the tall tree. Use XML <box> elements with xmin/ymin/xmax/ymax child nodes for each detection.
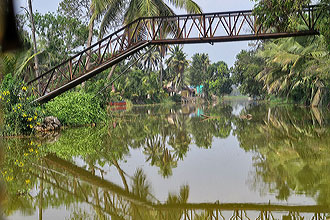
<box><xmin>27</xmin><ymin>0</ymin><xmax>40</xmax><ymax>93</ymax></box>
<box><xmin>189</xmin><ymin>53</ymin><xmax>210</xmax><ymax>87</ymax></box>
<box><xmin>141</xmin><ymin>46</ymin><xmax>161</xmax><ymax>73</ymax></box>
<box><xmin>89</xmin><ymin>0</ymin><xmax>202</xmax><ymax>80</ymax></box>
<box><xmin>231</xmin><ymin>49</ymin><xmax>265</xmax><ymax>98</ymax></box>
<box><xmin>207</xmin><ymin>61</ymin><xmax>233</xmax><ymax>97</ymax></box>
<box><xmin>91</xmin><ymin>0</ymin><xmax>202</xmax><ymax>38</ymax></box>
<box><xmin>253</xmin><ymin>0</ymin><xmax>330</xmax><ymax>50</ymax></box>
<box><xmin>166</xmin><ymin>45</ymin><xmax>189</xmax><ymax>91</ymax></box>
<box><xmin>33</xmin><ymin>12</ymin><xmax>89</xmax><ymax>67</ymax></box>
<box><xmin>256</xmin><ymin>36</ymin><xmax>330</xmax><ymax>106</ymax></box>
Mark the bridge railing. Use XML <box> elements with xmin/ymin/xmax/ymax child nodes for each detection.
<box><xmin>27</xmin><ymin>5</ymin><xmax>323</xmax><ymax>100</ymax></box>
<box><xmin>138</xmin><ymin>5</ymin><xmax>321</xmax><ymax>43</ymax></box>
<box><xmin>27</xmin><ymin>17</ymin><xmax>147</xmax><ymax>97</ymax></box>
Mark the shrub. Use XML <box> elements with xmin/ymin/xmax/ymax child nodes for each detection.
<box><xmin>44</xmin><ymin>91</ymin><xmax>106</xmax><ymax>126</ymax></box>
<box><xmin>0</xmin><ymin>75</ymin><xmax>43</xmax><ymax>136</ymax></box>
<box><xmin>82</xmin><ymin>78</ymin><xmax>111</xmax><ymax>107</ymax></box>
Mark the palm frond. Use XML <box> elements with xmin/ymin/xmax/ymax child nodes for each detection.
<box><xmin>166</xmin><ymin>0</ymin><xmax>202</xmax><ymax>13</ymax></box>
<box><xmin>99</xmin><ymin>0</ymin><xmax>126</xmax><ymax>38</ymax></box>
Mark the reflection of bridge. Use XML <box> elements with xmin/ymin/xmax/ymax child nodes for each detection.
<box><xmin>27</xmin><ymin>5</ymin><xmax>326</xmax><ymax>103</ymax></box>
<box><xmin>30</xmin><ymin>154</ymin><xmax>330</xmax><ymax>220</ymax></box>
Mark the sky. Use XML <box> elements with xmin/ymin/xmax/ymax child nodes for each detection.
<box><xmin>15</xmin><ymin>0</ymin><xmax>256</xmax><ymax>67</ymax></box>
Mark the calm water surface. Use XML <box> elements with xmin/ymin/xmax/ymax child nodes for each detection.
<box><xmin>1</xmin><ymin>101</ymin><xmax>330</xmax><ymax>220</ymax></box>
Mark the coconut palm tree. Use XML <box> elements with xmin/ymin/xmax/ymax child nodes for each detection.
<box><xmin>166</xmin><ymin>45</ymin><xmax>189</xmax><ymax>91</ymax></box>
<box><xmin>87</xmin><ymin>0</ymin><xmax>200</xmax><ymax>83</ymax></box>
<box><xmin>0</xmin><ymin>48</ymin><xmax>39</xmax><ymax>82</ymax></box>
<box><xmin>256</xmin><ymin>36</ymin><xmax>330</xmax><ymax>106</ymax></box>
<box><xmin>91</xmin><ymin>0</ymin><xmax>202</xmax><ymax>39</ymax></box>
<box><xmin>141</xmin><ymin>46</ymin><xmax>162</xmax><ymax>73</ymax></box>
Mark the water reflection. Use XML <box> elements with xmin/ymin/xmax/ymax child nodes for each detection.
<box><xmin>234</xmin><ymin>105</ymin><xmax>330</xmax><ymax>203</ymax></box>
<box><xmin>1</xmin><ymin>102</ymin><xmax>330</xmax><ymax>219</ymax></box>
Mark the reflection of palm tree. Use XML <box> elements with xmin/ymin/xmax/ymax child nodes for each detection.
<box><xmin>144</xmin><ymin>136</ymin><xmax>164</xmax><ymax>166</ymax></box>
<box><xmin>141</xmin><ymin>113</ymin><xmax>192</xmax><ymax>178</ymax></box>
<box><xmin>168</xmin><ymin>130</ymin><xmax>191</xmax><ymax>160</ymax></box>
<box><xmin>189</xmin><ymin>105</ymin><xmax>233</xmax><ymax>148</ymax></box>
<box><xmin>131</xmin><ymin>168</ymin><xmax>152</xmax><ymax>200</ymax></box>
<box><xmin>162</xmin><ymin>185</ymin><xmax>190</xmax><ymax>219</ymax></box>
<box><xmin>129</xmin><ymin>168</ymin><xmax>155</xmax><ymax>219</ymax></box>
<box><xmin>167</xmin><ymin>185</ymin><xmax>189</xmax><ymax>204</ymax></box>
<box><xmin>144</xmin><ymin>135</ymin><xmax>178</xmax><ymax>178</ymax></box>
<box><xmin>168</xmin><ymin>114</ymin><xmax>191</xmax><ymax>158</ymax></box>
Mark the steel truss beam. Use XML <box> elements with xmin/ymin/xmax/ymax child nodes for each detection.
<box><xmin>27</xmin><ymin>5</ymin><xmax>326</xmax><ymax>103</ymax></box>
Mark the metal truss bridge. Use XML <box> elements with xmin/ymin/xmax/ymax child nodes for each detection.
<box><xmin>27</xmin><ymin>5</ymin><xmax>325</xmax><ymax>103</ymax></box>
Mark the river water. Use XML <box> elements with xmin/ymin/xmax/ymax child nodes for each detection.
<box><xmin>1</xmin><ymin>101</ymin><xmax>330</xmax><ymax>220</ymax></box>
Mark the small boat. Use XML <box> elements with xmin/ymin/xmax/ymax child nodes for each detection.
<box><xmin>109</xmin><ymin>101</ymin><xmax>126</xmax><ymax>106</ymax></box>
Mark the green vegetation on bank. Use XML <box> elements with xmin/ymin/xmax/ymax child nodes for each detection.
<box><xmin>232</xmin><ymin>0</ymin><xmax>330</xmax><ymax>105</ymax></box>
<box><xmin>0</xmin><ymin>75</ymin><xmax>43</xmax><ymax>136</ymax></box>
<box><xmin>44</xmin><ymin>91</ymin><xmax>106</xmax><ymax>126</ymax></box>
<box><xmin>232</xmin><ymin>35</ymin><xmax>330</xmax><ymax>106</ymax></box>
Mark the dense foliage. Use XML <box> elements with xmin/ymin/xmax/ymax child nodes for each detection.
<box><xmin>189</xmin><ymin>53</ymin><xmax>210</xmax><ymax>87</ymax></box>
<box><xmin>232</xmin><ymin>36</ymin><xmax>329</xmax><ymax>105</ymax></box>
<box><xmin>33</xmin><ymin>12</ymin><xmax>90</xmax><ymax>66</ymax></box>
<box><xmin>0</xmin><ymin>75</ymin><xmax>43</xmax><ymax>136</ymax></box>
<box><xmin>44</xmin><ymin>91</ymin><xmax>106</xmax><ymax>126</ymax></box>
<box><xmin>257</xmin><ymin>36</ymin><xmax>330</xmax><ymax>105</ymax></box>
<box><xmin>1</xmin><ymin>139</ymin><xmax>43</xmax><ymax>198</ymax></box>
<box><xmin>207</xmin><ymin>61</ymin><xmax>233</xmax><ymax>97</ymax></box>
<box><xmin>231</xmin><ymin>49</ymin><xmax>265</xmax><ymax>98</ymax></box>
<box><xmin>113</xmin><ymin>68</ymin><xmax>167</xmax><ymax>104</ymax></box>
<box><xmin>189</xmin><ymin>54</ymin><xmax>233</xmax><ymax>99</ymax></box>
<box><xmin>252</xmin><ymin>0</ymin><xmax>330</xmax><ymax>49</ymax></box>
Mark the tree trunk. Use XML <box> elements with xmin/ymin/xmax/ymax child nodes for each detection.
<box><xmin>28</xmin><ymin>0</ymin><xmax>40</xmax><ymax>93</ymax></box>
<box><xmin>311</xmin><ymin>86</ymin><xmax>323</xmax><ymax>107</ymax></box>
<box><xmin>112</xmin><ymin>159</ymin><xmax>129</xmax><ymax>191</ymax></box>
<box><xmin>180</xmin><ymin>70</ymin><xmax>184</xmax><ymax>90</ymax></box>
<box><xmin>159</xmin><ymin>60</ymin><xmax>163</xmax><ymax>88</ymax></box>
<box><xmin>311</xmin><ymin>107</ymin><xmax>323</xmax><ymax>126</ymax></box>
<box><xmin>174</xmin><ymin>76</ymin><xmax>179</xmax><ymax>93</ymax></box>
<box><xmin>81</xmin><ymin>9</ymin><xmax>94</xmax><ymax>89</ymax></box>
<box><xmin>107</xmin><ymin>65</ymin><xmax>116</xmax><ymax>81</ymax></box>
<box><xmin>86</xmin><ymin>16</ymin><xmax>94</xmax><ymax>70</ymax></box>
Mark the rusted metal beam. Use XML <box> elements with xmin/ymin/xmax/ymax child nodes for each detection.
<box><xmin>33</xmin><ymin>41</ymin><xmax>150</xmax><ymax>104</ymax></box>
<box><xmin>150</xmin><ymin>30</ymin><xmax>319</xmax><ymax>45</ymax></box>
